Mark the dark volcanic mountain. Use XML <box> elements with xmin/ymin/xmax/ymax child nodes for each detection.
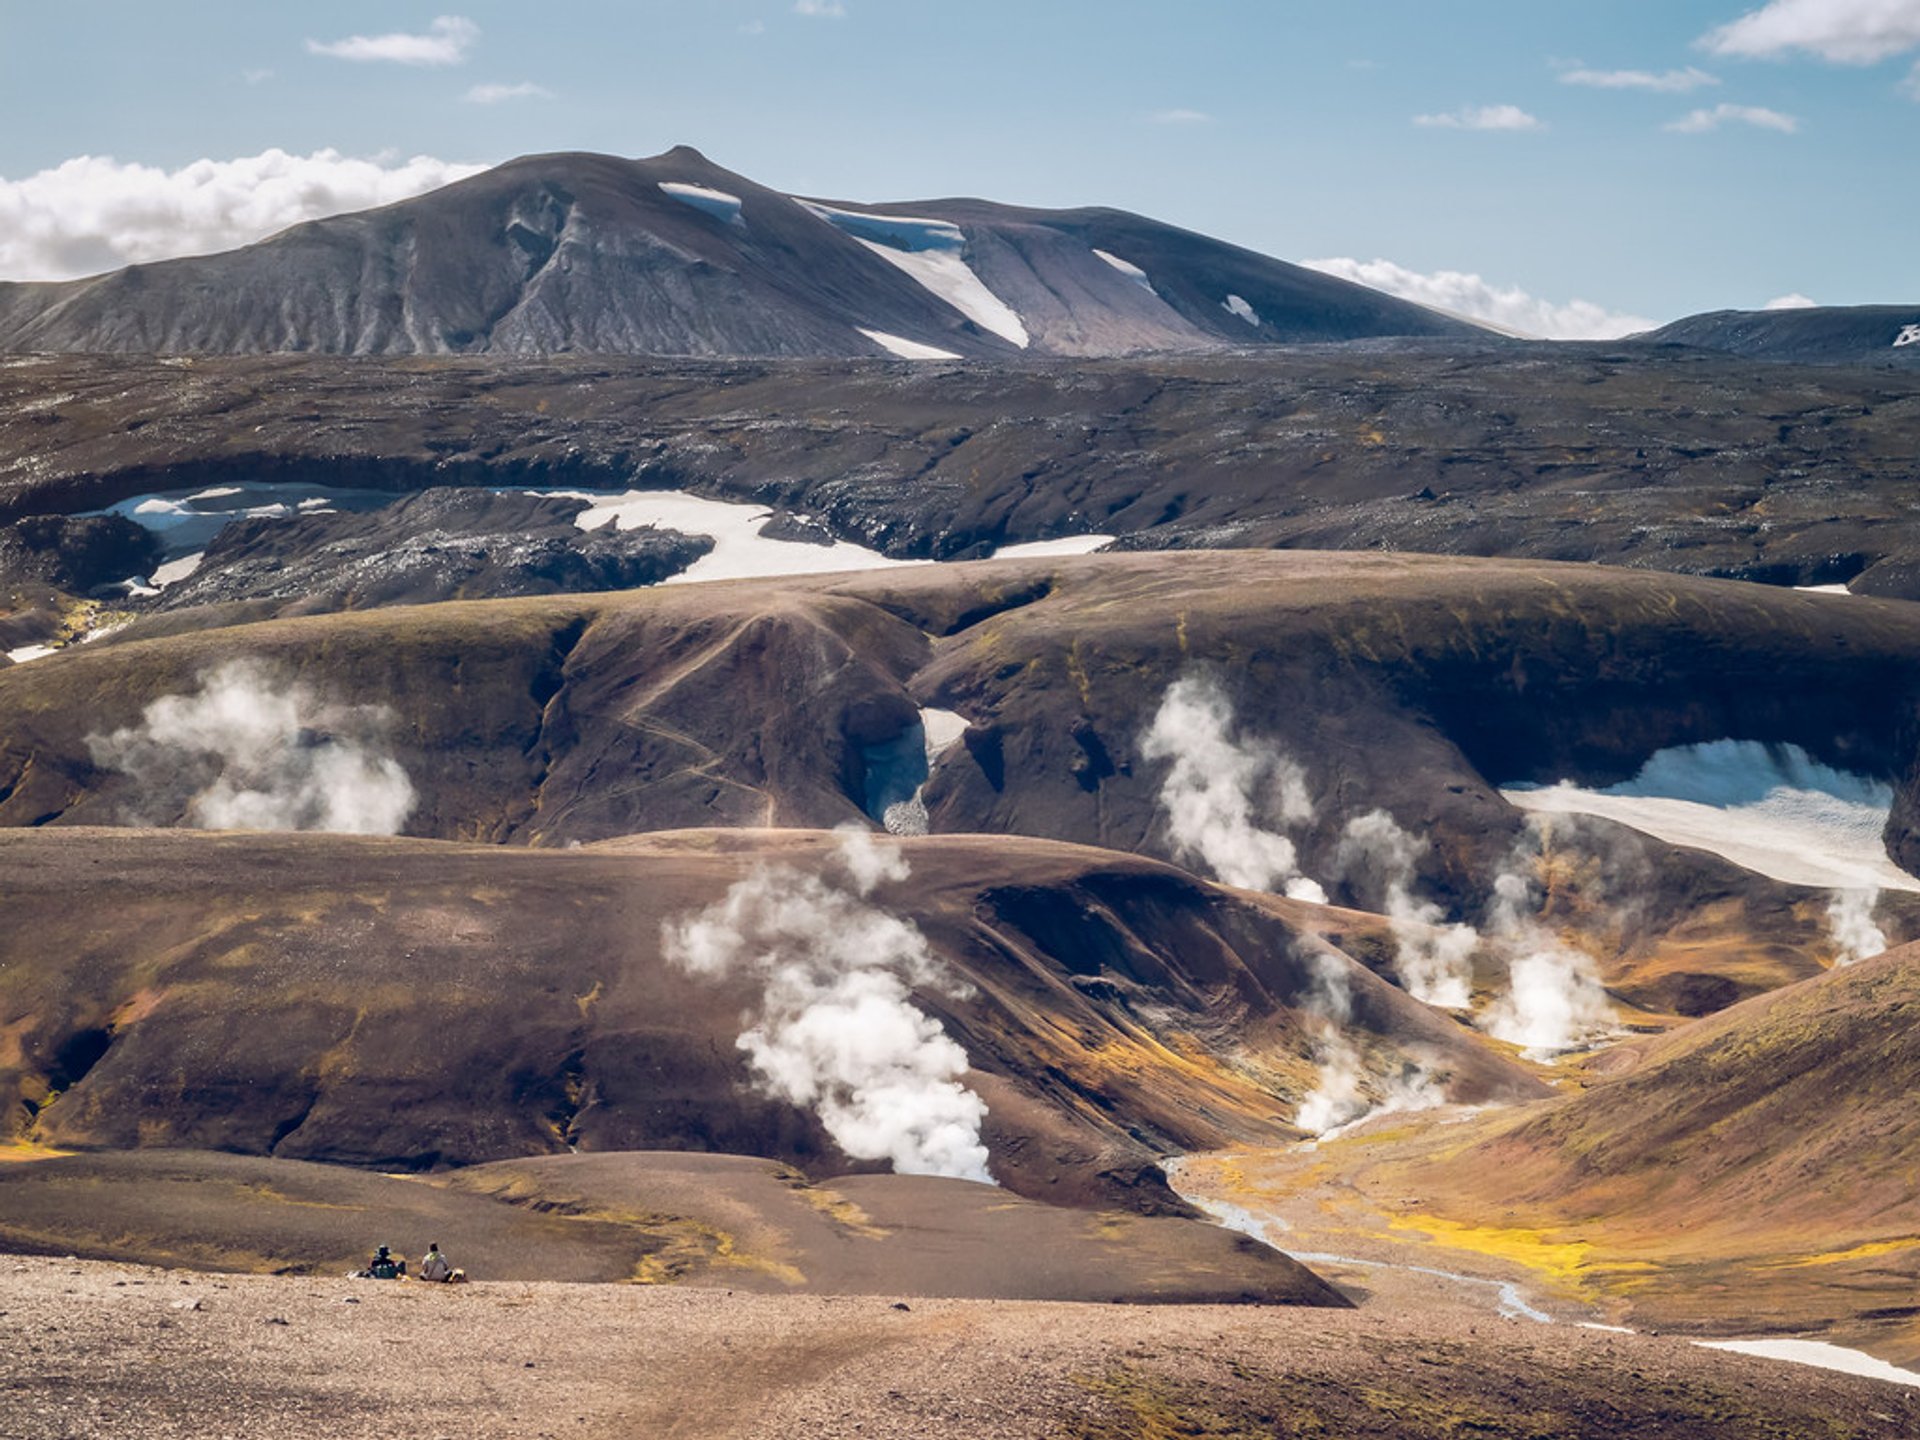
<box><xmin>0</xmin><ymin>147</ymin><xmax>1482</xmax><ymax>359</ymax></box>
<box><xmin>1644</xmin><ymin>304</ymin><xmax>1920</xmax><ymax>367</ymax></box>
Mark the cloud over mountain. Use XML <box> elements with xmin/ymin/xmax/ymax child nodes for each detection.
<box><xmin>1302</xmin><ymin>257</ymin><xmax>1654</xmax><ymax>340</ymax></box>
<box><xmin>0</xmin><ymin>148</ymin><xmax>486</xmax><ymax>283</ymax></box>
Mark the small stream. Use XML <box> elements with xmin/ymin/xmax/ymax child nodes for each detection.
<box><xmin>1164</xmin><ymin>1168</ymin><xmax>1553</xmax><ymax>1323</ymax></box>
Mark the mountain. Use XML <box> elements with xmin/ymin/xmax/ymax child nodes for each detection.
<box><xmin>1643</xmin><ymin>304</ymin><xmax>1920</xmax><ymax>367</ymax></box>
<box><xmin>0</xmin><ymin>147</ymin><xmax>1483</xmax><ymax>359</ymax></box>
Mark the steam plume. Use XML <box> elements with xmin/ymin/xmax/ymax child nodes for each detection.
<box><xmin>1826</xmin><ymin>887</ymin><xmax>1887</xmax><ymax>966</ymax></box>
<box><xmin>662</xmin><ymin>827</ymin><xmax>992</xmax><ymax>1183</ymax></box>
<box><xmin>87</xmin><ymin>658</ymin><xmax>415</xmax><ymax>834</ymax></box>
<box><xmin>1478</xmin><ymin>828</ymin><xmax>1614</xmax><ymax>1061</ymax></box>
<box><xmin>1293</xmin><ymin>947</ymin><xmax>1444</xmax><ymax>1136</ymax></box>
<box><xmin>1141</xmin><ymin>674</ymin><xmax>1326</xmax><ymax>902</ymax></box>
<box><xmin>1334</xmin><ymin>810</ymin><xmax>1478</xmax><ymax>1009</ymax></box>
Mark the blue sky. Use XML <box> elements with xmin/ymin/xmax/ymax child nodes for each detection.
<box><xmin>2</xmin><ymin>1</ymin><xmax>1915</xmax><ymax>331</ymax></box>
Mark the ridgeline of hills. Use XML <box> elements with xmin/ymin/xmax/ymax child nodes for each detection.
<box><xmin>0</xmin><ymin>147</ymin><xmax>1481</xmax><ymax>359</ymax></box>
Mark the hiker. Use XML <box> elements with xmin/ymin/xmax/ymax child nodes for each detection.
<box><xmin>419</xmin><ymin>1242</ymin><xmax>453</xmax><ymax>1283</ymax></box>
<box><xmin>366</xmin><ymin>1244</ymin><xmax>407</xmax><ymax>1280</ymax></box>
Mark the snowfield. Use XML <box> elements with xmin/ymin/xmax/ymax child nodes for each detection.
<box><xmin>804</xmin><ymin>201</ymin><xmax>1030</xmax><ymax>348</ymax></box>
<box><xmin>1223</xmin><ymin>294</ymin><xmax>1262</xmax><ymax>327</ymax></box>
<box><xmin>1093</xmin><ymin>248</ymin><xmax>1158</xmax><ymax>298</ymax></box>
<box><xmin>1503</xmin><ymin>740</ymin><xmax>1918</xmax><ymax>893</ymax></box>
<box><xmin>858</xmin><ymin>328</ymin><xmax>962</xmax><ymax>361</ymax></box>
<box><xmin>659</xmin><ymin>181</ymin><xmax>745</xmax><ymax>227</ymax></box>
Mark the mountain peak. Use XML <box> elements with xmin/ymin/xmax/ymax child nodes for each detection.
<box><xmin>0</xmin><ymin>150</ymin><xmax>1490</xmax><ymax>360</ymax></box>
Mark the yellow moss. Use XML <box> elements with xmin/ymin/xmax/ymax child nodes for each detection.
<box><xmin>573</xmin><ymin>979</ymin><xmax>604</xmax><ymax>1019</ymax></box>
<box><xmin>1385</xmin><ymin>1213</ymin><xmax>1598</xmax><ymax>1290</ymax></box>
<box><xmin>0</xmin><ymin>1140</ymin><xmax>72</xmax><ymax>1163</ymax></box>
<box><xmin>791</xmin><ymin>1182</ymin><xmax>890</xmax><ymax>1240</ymax></box>
<box><xmin>629</xmin><ymin>1219</ymin><xmax>806</xmax><ymax>1288</ymax></box>
<box><xmin>1765</xmin><ymin>1237</ymin><xmax>1920</xmax><ymax>1269</ymax></box>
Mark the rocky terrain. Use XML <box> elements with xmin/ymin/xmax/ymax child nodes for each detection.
<box><xmin>6</xmin><ymin>345</ymin><xmax>1920</xmax><ymax>612</ymax></box>
<box><xmin>4</xmin><ymin>1253</ymin><xmax>1915</xmax><ymax>1440</ymax></box>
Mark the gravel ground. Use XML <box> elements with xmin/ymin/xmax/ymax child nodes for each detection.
<box><xmin>5</xmin><ymin>1255</ymin><xmax>1920</xmax><ymax>1439</ymax></box>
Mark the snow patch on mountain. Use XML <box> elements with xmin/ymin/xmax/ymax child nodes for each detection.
<box><xmin>1223</xmin><ymin>294</ymin><xmax>1262</xmax><ymax>327</ymax></box>
<box><xmin>659</xmin><ymin>181</ymin><xmax>744</xmax><ymax>227</ymax></box>
<box><xmin>859</xmin><ymin>328</ymin><xmax>962</xmax><ymax>361</ymax></box>
<box><xmin>1093</xmin><ymin>248</ymin><xmax>1157</xmax><ymax>297</ymax></box>
<box><xmin>1896</xmin><ymin>323</ymin><xmax>1920</xmax><ymax>348</ymax></box>
<box><xmin>803</xmin><ymin>200</ymin><xmax>1030</xmax><ymax>348</ymax></box>
<box><xmin>992</xmin><ymin>535</ymin><xmax>1115</xmax><ymax>559</ymax></box>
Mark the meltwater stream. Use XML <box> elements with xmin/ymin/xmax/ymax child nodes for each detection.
<box><xmin>1167</xmin><ymin>1156</ymin><xmax>1920</xmax><ymax>1389</ymax></box>
<box><xmin>1163</xmin><ymin>1169</ymin><xmax>1553</xmax><ymax>1323</ymax></box>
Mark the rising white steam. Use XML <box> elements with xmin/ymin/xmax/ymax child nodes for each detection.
<box><xmin>1293</xmin><ymin>948</ymin><xmax>1444</xmax><ymax>1136</ymax></box>
<box><xmin>1334</xmin><ymin>810</ymin><xmax>1478</xmax><ymax>1009</ymax></box>
<box><xmin>661</xmin><ymin>827</ymin><xmax>992</xmax><ymax>1183</ymax></box>
<box><xmin>86</xmin><ymin>658</ymin><xmax>415</xmax><ymax>834</ymax></box>
<box><xmin>1140</xmin><ymin>674</ymin><xmax>1327</xmax><ymax>902</ymax></box>
<box><xmin>1478</xmin><ymin>833</ymin><xmax>1614</xmax><ymax>1061</ymax></box>
<box><xmin>1826</xmin><ymin>887</ymin><xmax>1888</xmax><ymax>966</ymax></box>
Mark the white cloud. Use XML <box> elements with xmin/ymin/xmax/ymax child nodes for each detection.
<box><xmin>794</xmin><ymin>0</ymin><xmax>847</xmax><ymax>16</ymax></box>
<box><xmin>1703</xmin><ymin>0</ymin><xmax>1920</xmax><ymax>63</ymax></box>
<box><xmin>464</xmin><ymin>81</ymin><xmax>551</xmax><ymax>104</ymax></box>
<box><xmin>1413</xmin><ymin>104</ymin><xmax>1545</xmax><ymax>131</ymax></box>
<box><xmin>1764</xmin><ymin>292</ymin><xmax>1820</xmax><ymax>309</ymax></box>
<box><xmin>0</xmin><ymin>149</ymin><xmax>487</xmax><ymax>283</ymax></box>
<box><xmin>243</xmin><ymin>68</ymin><xmax>275</xmax><ymax>87</ymax></box>
<box><xmin>740</xmin><ymin>20</ymin><xmax>767</xmax><ymax>35</ymax></box>
<box><xmin>1559</xmin><ymin>65</ymin><xmax>1720</xmax><ymax>92</ymax></box>
<box><xmin>1665</xmin><ymin>102</ymin><xmax>1800</xmax><ymax>132</ymax></box>
<box><xmin>1303</xmin><ymin>257</ymin><xmax>1656</xmax><ymax>341</ymax></box>
<box><xmin>306</xmin><ymin>15</ymin><xmax>479</xmax><ymax>66</ymax></box>
<box><xmin>1151</xmin><ymin>108</ymin><xmax>1213</xmax><ymax>124</ymax></box>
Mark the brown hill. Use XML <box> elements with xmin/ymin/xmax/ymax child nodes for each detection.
<box><xmin>0</xmin><ymin>1148</ymin><xmax>1344</xmax><ymax>1306</ymax></box>
<box><xmin>1248</xmin><ymin>938</ymin><xmax>1920</xmax><ymax>1355</ymax></box>
<box><xmin>0</xmin><ymin>826</ymin><xmax>1542</xmax><ymax>1209</ymax></box>
<box><xmin>4</xmin><ymin>551</ymin><xmax>1914</xmax><ymax>1008</ymax></box>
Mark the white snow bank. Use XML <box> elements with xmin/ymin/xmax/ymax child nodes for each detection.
<box><xmin>1223</xmin><ymin>293</ymin><xmax>1262</xmax><ymax>327</ymax></box>
<box><xmin>803</xmin><ymin>200</ymin><xmax>1029</xmax><ymax>348</ymax></box>
<box><xmin>1503</xmin><ymin>740</ymin><xmax>1917</xmax><ymax>893</ymax></box>
<box><xmin>151</xmin><ymin>552</ymin><xmax>204</xmax><ymax>588</ymax></box>
<box><xmin>659</xmin><ymin>181</ymin><xmax>744</xmax><ymax>227</ymax></box>
<box><xmin>920</xmin><ymin>708</ymin><xmax>970</xmax><ymax>763</ymax></box>
<box><xmin>991</xmin><ymin>534</ymin><xmax>1115</xmax><ymax>559</ymax></box>
<box><xmin>6</xmin><ymin>645</ymin><xmax>55</xmax><ymax>665</ymax></box>
<box><xmin>1093</xmin><ymin>248</ymin><xmax>1157</xmax><ymax>297</ymax></box>
<box><xmin>858</xmin><ymin>328</ymin><xmax>961</xmax><ymax>361</ymax></box>
<box><xmin>561</xmin><ymin>489</ymin><xmax>931</xmax><ymax>586</ymax></box>
<box><xmin>1697</xmin><ymin>1338</ymin><xmax>1920</xmax><ymax>1388</ymax></box>
<box><xmin>1895</xmin><ymin>323</ymin><xmax>1920</xmax><ymax>348</ymax></box>
<box><xmin>1794</xmin><ymin>583</ymin><xmax>1853</xmax><ymax>595</ymax></box>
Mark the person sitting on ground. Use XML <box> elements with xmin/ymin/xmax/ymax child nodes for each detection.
<box><xmin>419</xmin><ymin>1242</ymin><xmax>453</xmax><ymax>1283</ymax></box>
<box><xmin>366</xmin><ymin>1244</ymin><xmax>407</xmax><ymax>1280</ymax></box>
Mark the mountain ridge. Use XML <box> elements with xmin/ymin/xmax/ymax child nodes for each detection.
<box><xmin>0</xmin><ymin>146</ymin><xmax>1486</xmax><ymax>359</ymax></box>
